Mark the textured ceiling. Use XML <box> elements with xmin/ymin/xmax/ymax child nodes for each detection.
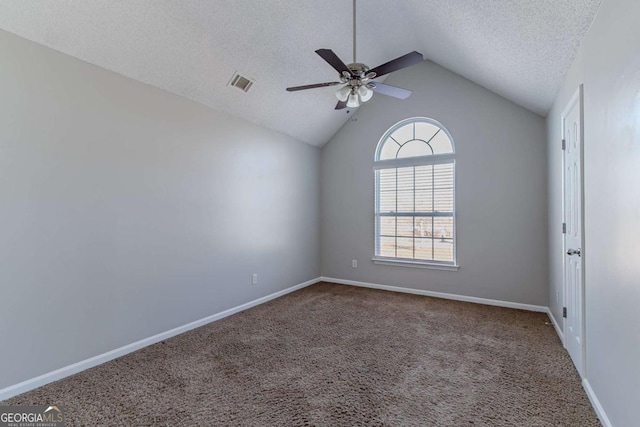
<box><xmin>0</xmin><ymin>0</ymin><xmax>601</xmax><ymax>146</ymax></box>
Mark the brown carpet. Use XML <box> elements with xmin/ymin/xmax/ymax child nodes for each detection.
<box><xmin>4</xmin><ymin>282</ymin><xmax>599</xmax><ymax>426</ymax></box>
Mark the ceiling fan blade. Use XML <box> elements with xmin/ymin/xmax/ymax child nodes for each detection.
<box><xmin>335</xmin><ymin>100</ymin><xmax>347</xmax><ymax>110</ymax></box>
<box><xmin>369</xmin><ymin>82</ymin><xmax>412</xmax><ymax>99</ymax></box>
<box><xmin>286</xmin><ymin>82</ymin><xmax>341</xmax><ymax>92</ymax></box>
<box><xmin>368</xmin><ymin>51</ymin><xmax>424</xmax><ymax>78</ymax></box>
<box><xmin>316</xmin><ymin>49</ymin><xmax>351</xmax><ymax>75</ymax></box>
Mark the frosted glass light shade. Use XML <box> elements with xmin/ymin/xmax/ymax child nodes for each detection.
<box><xmin>335</xmin><ymin>85</ymin><xmax>351</xmax><ymax>102</ymax></box>
<box><xmin>357</xmin><ymin>85</ymin><xmax>373</xmax><ymax>102</ymax></box>
<box><xmin>346</xmin><ymin>91</ymin><xmax>360</xmax><ymax>108</ymax></box>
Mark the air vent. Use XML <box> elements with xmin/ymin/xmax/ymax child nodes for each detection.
<box><xmin>228</xmin><ymin>72</ymin><xmax>254</xmax><ymax>93</ymax></box>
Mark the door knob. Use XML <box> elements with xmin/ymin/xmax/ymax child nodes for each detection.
<box><xmin>567</xmin><ymin>248</ymin><xmax>581</xmax><ymax>256</ymax></box>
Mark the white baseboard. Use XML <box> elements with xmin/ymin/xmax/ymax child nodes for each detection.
<box><xmin>320</xmin><ymin>277</ymin><xmax>548</xmax><ymax>312</ymax></box>
<box><xmin>583</xmin><ymin>379</ymin><xmax>613</xmax><ymax>427</ymax></box>
<box><xmin>546</xmin><ymin>308</ymin><xmax>565</xmax><ymax>345</ymax></box>
<box><xmin>0</xmin><ymin>277</ymin><xmax>321</xmax><ymax>401</ymax></box>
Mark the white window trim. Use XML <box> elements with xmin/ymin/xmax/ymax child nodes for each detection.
<box><xmin>372</xmin><ymin>257</ymin><xmax>459</xmax><ymax>271</ymax></box>
<box><xmin>374</xmin><ymin>117</ymin><xmax>457</xmax><ymax>268</ymax></box>
<box><xmin>373</xmin><ymin>153</ymin><xmax>455</xmax><ymax>170</ymax></box>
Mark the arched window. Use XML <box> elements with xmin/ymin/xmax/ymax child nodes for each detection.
<box><xmin>374</xmin><ymin>117</ymin><xmax>456</xmax><ymax>267</ymax></box>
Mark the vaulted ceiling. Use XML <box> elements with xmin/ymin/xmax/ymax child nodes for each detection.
<box><xmin>0</xmin><ymin>0</ymin><xmax>601</xmax><ymax>146</ymax></box>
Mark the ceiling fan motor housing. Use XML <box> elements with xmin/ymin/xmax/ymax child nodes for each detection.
<box><xmin>341</xmin><ymin>63</ymin><xmax>375</xmax><ymax>90</ymax></box>
<box><xmin>347</xmin><ymin>63</ymin><xmax>370</xmax><ymax>76</ymax></box>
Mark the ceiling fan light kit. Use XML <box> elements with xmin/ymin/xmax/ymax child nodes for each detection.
<box><xmin>336</xmin><ymin>85</ymin><xmax>352</xmax><ymax>102</ymax></box>
<box><xmin>357</xmin><ymin>84</ymin><xmax>373</xmax><ymax>102</ymax></box>
<box><xmin>286</xmin><ymin>0</ymin><xmax>423</xmax><ymax>110</ymax></box>
<box><xmin>347</xmin><ymin>91</ymin><xmax>360</xmax><ymax>108</ymax></box>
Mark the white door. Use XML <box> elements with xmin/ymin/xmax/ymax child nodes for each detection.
<box><xmin>562</xmin><ymin>86</ymin><xmax>584</xmax><ymax>377</ymax></box>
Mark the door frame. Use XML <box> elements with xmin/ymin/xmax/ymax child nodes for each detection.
<box><xmin>561</xmin><ymin>84</ymin><xmax>586</xmax><ymax>378</ymax></box>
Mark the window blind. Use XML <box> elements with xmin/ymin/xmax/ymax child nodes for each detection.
<box><xmin>375</xmin><ymin>161</ymin><xmax>455</xmax><ymax>263</ymax></box>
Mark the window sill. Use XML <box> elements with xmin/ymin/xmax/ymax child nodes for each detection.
<box><xmin>372</xmin><ymin>257</ymin><xmax>459</xmax><ymax>271</ymax></box>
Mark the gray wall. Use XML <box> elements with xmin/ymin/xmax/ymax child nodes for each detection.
<box><xmin>0</xmin><ymin>30</ymin><xmax>320</xmax><ymax>390</ymax></box>
<box><xmin>321</xmin><ymin>61</ymin><xmax>548</xmax><ymax>305</ymax></box>
<box><xmin>546</xmin><ymin>0</ymin><xmax>640</xmax><ymax>424</ymax></box>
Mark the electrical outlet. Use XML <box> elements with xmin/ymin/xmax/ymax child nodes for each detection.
<box><xmin>252</xmin><ymin>273</ymin><xmax>258</xmax><ymax>285</ymax></box>
<box><xmin>352</xmin><ymin>259</ymin><xmax>357</xmax><ymax>268</ymax></box>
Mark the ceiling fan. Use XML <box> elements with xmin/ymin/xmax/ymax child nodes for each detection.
<box><xmin>286</xmin><ymin>0</ymin><xmax>424</xmax><ymax>110</ymax></box>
